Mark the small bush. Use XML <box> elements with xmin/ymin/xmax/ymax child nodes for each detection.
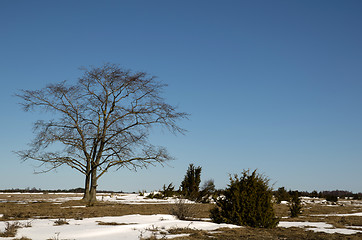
<box><xmin>169</xmin><ymin>199</ymin><xmax>197</xmax><ymax>220</ymax></box>
<box><xmin>210</xmin><ymin>170</ymin><xmax>279</xmax><ymax>228</ymax></box>
<box><xmin>13</xmin><ymin>237</ymin><xmax>32</xmax><ymax>240</ymax></box>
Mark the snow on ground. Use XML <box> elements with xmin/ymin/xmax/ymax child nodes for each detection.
<box><xmin>0</xmin><ymin>192</ymin><xmax>196</xmax><ymax>204</ymax></box>
<box><xmin>1</xmin><ymin>193</ymin><xmax>362</xmax><ymax>238</ymax></box>
<box><xmin>1</xmin><ymin>215</ymin><xmax>361</xmax><ymax>239</ymax></box>
<box><xmin>0</xmin><ymin>214</ymin><xmax>239</xmax><ymax>240</ymax></box>
<box><xmin>310</xmin><ymin>212</ymin><xmax>362</xmax><ymax>217</ymax></box>
<box><xmin>279</xmin><ymin>221</ymin><xmax>362</xmax><ymax>235</ymax></box>
<box><xmin>96</xmin><ymin>193</ymin><xmax>195</xmax><ymax>204</ymax></box>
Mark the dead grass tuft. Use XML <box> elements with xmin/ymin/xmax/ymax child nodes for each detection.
<box><xmin>53</xmin><ymin>218</ymin><xmax>69</xmax><ymax>226</ymax></box>
<box><xmin>97</xmin><ymin>221</ymin><xmax>134</xmax><ymax>225</ymax></box>
<box><xmin>0</xmin><ymin>221</ymin><xmax>21</xmax><ymax>237</ymax></box>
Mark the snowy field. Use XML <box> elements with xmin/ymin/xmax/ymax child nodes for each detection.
<box><xmin>1</xmin><ymin>193</ymin><xmax>362</xmax><ymax>239</ymax></box>
<box><xmin>0</xmin><ymin>214</ymin><xmax>239</xmax><ymax>240</ymax></box>
<box><xmin>0</xmin><ymin>192</ymin><xmax>194</xmax><ymax>204</ymax></box>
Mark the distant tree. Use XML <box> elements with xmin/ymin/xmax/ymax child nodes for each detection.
<box><xmin>16</xmin><ymin>63</ymin><xmax>188</xmax><ymax>205</ymax></box>
<box><xmin>275</xmin><ymin>187</ymin><xmax>290</xmax><ymax>203</ymax></box>
<box><xmin>210</xmin><ymin>170</ymin><xmax>279</xmax><ymax>228</ymax></box>
<box><xmin>289</xmin><ymin>191</ymin><xmax>302</xmax><ymax>218</ymax></box>
<box><xmin>180</xmin><ymin>164</ymin><xmax>202</xmax><ymax>200</ymax></box>
<box><xmin>198</xmin><ymin>179</ymin><xmax>216</xmax><ymax>203</ymax></box>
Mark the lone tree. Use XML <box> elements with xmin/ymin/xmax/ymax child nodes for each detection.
<box><xmin>16</xmin><ymin>63</ymin><xmax>188</xmax><ymax>205</ymax></box>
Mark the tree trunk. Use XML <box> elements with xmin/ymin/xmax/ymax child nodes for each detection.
<box><xmin>82</xmin><ymin>160</ymin><xmax>91</xmax><ymax>201</ymax></box>
<box><xmin>82</xmin><ymin>173</ymin><xmax>90</xmax><ymax>202</ymax></box>
<box><xmin>87</xmin><ymin>168</ymin><xmax>98</xmax><ymax>206</ymax></box>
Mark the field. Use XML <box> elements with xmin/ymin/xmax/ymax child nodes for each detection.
<box><xmin>0</xmin><ymin>192</ymin><xmax>361</xmax><ymax>239</ymax></box>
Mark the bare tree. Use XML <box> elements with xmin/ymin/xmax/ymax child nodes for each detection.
<box><xmin>16</xmin><ymin>63</ymin><xmax>188</xmax><ymax>205</ymax></box>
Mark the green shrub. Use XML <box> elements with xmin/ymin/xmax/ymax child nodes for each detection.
<box><xmin>289</xmin><ymin>191</ymin><xmax>302</xmax><ymax>217</ymax></box>
<box><xmin>210</xmin><ymin>170</ymin><xmax>279</xmax><ymax>228</ymax></box>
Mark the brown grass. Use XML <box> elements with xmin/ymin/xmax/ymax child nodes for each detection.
<box><xmin>169</xmin><ymin>227</ymin><xmax>362</xmax><ymax>240</ymax></box>
<box><xmin>97</xmin><ymin>221</ymin><xmax>135</xmax><ymax>225</ymax></box>
<box><xmin>0</xmin><ymin>198</ymin><xmax>213</xmax><ymax>221</ymax></box>
<box><xmin>53</xmin><ymin>218</ymin><xmax>69</xmax><ymax>225</ymax></box>
<box><xmin>0</xmin><ymin>221</ymin><xmax>21</xmax><ymax>237</ymax></box>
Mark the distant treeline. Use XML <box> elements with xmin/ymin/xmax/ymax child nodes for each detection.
<box><xmin>1</xmin><ymin>188</ymin><xmax>361</xmax><ymax>200</ymax></box>
<box><xmin>0</xmin><ymin>187</ymin><xmax>123</xmax><ymax>194</ymax></box>
<box><xmin>274</xmin><ymin>187</ymin><xmax>362</xmax><ymax>202</ymax></box>
<box><xmin>298</xmin><ymin>190</ymin><xmax>362</xmax><ymax>200</ymax></box>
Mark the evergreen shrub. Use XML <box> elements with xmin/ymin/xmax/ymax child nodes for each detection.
<box><xmin>180</xmin><ymin>164</ymin><xmax>202</xmax><ymax>200</ymax></box>
<box><xmin>210</xmin><ymin>170</ymin><xmax>279</xmax><ymax>228</ymax></box>
<box><xmin>289</xmin><ymin>191</ymin><xmax>302</xmax><ymax>217</ymax></box>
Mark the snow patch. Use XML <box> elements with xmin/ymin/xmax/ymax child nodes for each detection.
<box><xmin>311</xmin><ymin>212</ymin><xmax>362</xmax><ymax>217</ymax></box>
<box><xmin>279</xmin><ymin>221</ymin><xmax>362</xmax><ymax>235</ymax></box>
<box><xmin>0</xmin><ymin>214</ymin><xmax>239</xmax><ymax>240</ymax></box>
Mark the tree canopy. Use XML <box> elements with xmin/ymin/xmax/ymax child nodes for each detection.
<box><xmin>16</xmin><ymin>63</ymin><xmax>188</xmax><ymax>204</ymax></box>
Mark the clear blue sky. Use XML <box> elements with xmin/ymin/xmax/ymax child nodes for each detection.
<box><xmin>1</xmin><ymin>0</ymin><xmax>361</xmax><ymax>193</ymax></box>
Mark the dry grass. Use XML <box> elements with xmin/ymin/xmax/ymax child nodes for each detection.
<box><xmin>53</xmin><ymin>218</ymin><xmax>69</xmax><ymax>226</ymax></box>
<box><xmin>273</xmin><ymin>201</ymin><xmax>362</xmax><ymax>230</ymax></box>
<box><xmin>169</xmin><ymin>227</ymin><xmax>362</xmax><ymax>240</ymax></box>
<box><xmin>97</xmin><ymin>221</ymin><xmax>135</xmax><ymax>225</ymax></box>
<box><xmin>0</xmin><ymin>201</ymin><xmax>213</xmax><ymax>221</ymax></box>
<box><xmin>0</xmin><ymin>221</ymin><xmax>21</xmax><ymax>237</ymax></box>
<box><xmin>169</xmin><ymin>199</ymin><xmax>201</xmax><ymax>220</ymax></box>
<box><xmin>142</xmin><ymin>226</ymin><xmax>362</xmax><ymax>240</ymax></box>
